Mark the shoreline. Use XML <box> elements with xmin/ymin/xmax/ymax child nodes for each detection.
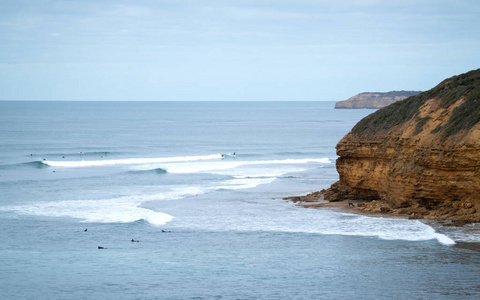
<box><xmin>283</xmin><ymin>191</ymin><xmax>480</xmax><ymax>252</ymax></box>
<box><xmin>282</xmin><ymin>191</ymin><xmax>407</xmax><ymax>220</ymax></box>
<box><xmin>283</xmin><ymin>190</ymin><xmax>477</xmax><ymax>226</ymax></box>
<box><xmin>282</xmin><ymin>189</ymin><xmax>476</xmax><ymax>227</ymax></box>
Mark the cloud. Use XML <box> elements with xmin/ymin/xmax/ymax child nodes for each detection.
<box><xmin>0</xmin><ymin>0</ymin><xmax>479</xmax><ymax>100</ymax></box>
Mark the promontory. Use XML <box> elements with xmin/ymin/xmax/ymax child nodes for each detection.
<box><xmin>302</xmin><ymin>69</ymin><xmax>480</xmax><ymax>224</ymax></box>
<box><xmin>335</xmin><ymin>91</ymin><xmax>422</xmax><ymax>109</ymax></box>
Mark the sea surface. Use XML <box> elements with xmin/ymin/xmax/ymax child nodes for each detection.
<box><xmin>0</xmin><ymin>101</ymin><xmax>479</xmax><ymax>299</ymax></box>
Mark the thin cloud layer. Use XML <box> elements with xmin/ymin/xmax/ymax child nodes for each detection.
<box><xmin>0</xmin><ymin>0</ymin><xmax>479</xmax><ymax>100</ymax></box>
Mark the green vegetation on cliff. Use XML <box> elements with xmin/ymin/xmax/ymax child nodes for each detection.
<box><xmin>335</xmin><ymin>90</ymin><xmax>422</xmax><ymax>109</ymax></box>
<box><xmin>358</xmin><ymin>91</ymin><xmax>421</xmax><ymax>98</ymax></box>
<box><xmin>352</xmin><ymin>68</ymin><xmax>480</xmax><ymax>138</ymax></box>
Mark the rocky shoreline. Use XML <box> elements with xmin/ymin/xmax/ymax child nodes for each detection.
<box><xmin>283</xmin><ymin>188</ymin><xmax>473</xmax><ymax>226</ymax></box>
<box><xmin>291</xmin><ymin>69</ymin><xmax>480</xmax><ymax>226</ymax></box>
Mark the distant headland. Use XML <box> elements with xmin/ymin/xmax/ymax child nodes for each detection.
<box><xmin>334</xmin><ymin>90</ymin><xmax>422</xmax><ymax>109</ymax></box>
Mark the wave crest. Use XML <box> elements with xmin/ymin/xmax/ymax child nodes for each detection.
<box><xmin>43</xmin><ymin>154</ymin><xmax>222</xmax><ymax>168</ymax></box>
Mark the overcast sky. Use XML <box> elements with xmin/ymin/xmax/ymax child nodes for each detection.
<box><xmin>0</xmin><ymin>0</ymin><xmax>479</xmax><ymax>101</ymax></box>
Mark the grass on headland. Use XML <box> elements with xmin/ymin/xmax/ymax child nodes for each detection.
<box><xmin>351</xmin><ymin>68</ymin><xmax>480</xmax><ymax>139</ymax></box>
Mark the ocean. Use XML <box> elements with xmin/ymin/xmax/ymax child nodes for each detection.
<box><xmin>0</xmin><ymin>101</ymin><xmax>479</xmax><ymax>299</ymax></box>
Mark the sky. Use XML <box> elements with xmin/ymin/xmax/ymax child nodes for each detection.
<box><xmin>0</xmin><ymin>0</ymin><xmax>479</xmax><ymax>101</ymax></box>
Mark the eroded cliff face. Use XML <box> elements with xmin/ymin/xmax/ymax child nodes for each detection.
<box><xmin>326</xmin><ymin>69</ymin><xmax>480</xmax><ymax>223</ymax></box>
<box><xmin>334</xmin><ymin>91</ymin><xmax>421</xmax><ymax>109</ymax></box>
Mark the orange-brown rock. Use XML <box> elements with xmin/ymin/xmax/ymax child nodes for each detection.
<box><xmin>325</xmin><ymin>69</ymin><xmax>480</xmax><ymax>223</ymax></box>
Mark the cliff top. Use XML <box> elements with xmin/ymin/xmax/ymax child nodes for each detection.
<box><xmin>335</xmin><ymin>90</ymin><xmax>422</xmax><ymax>109</ymax></box>
<box><xmin>357</xmin><ymin>91</ymin><xmax>422</xmax><ymax>97</ymax></box>
<box><xmin>351</xmin><ymin>68</ymin><xmax>480</xmax><ymax>139</ymax></box>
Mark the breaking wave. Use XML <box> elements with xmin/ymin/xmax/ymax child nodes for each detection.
<box><xmin>133</xmin><ymin>158</ymin><xmax>331</xmax><ymax>174</ymax></box>
<box><xmin>0</xmin><ymin>187</ymin><xmax>206</xmax><ymax>225</ymax></box>
<box><xmin>42</xmin><ymin>154</ymin><xmax>223</xmax><ymax>167</ymax></box>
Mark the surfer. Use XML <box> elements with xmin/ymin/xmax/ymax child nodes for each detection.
<box><xmin>84</xmin><ymin>228</ymin><xmax>87</xmax><ymax>232</ymax></box>
<box><xmin>131</xmin><ymin>239</ymin><xmax>139</xmax><ymax>242</ymax></box>
<box><xmin>98</xmin><ymin>246</ymin><xmax>107</xmax><ymax>249</ymax></box>
<box><xmin>221</xmin><ymin>154</ymin><xmax>224</xmax><ymax>160</ymax></box>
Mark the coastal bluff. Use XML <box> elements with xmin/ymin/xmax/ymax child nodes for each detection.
<box><xmin>335</xmin><ymin>91</ymin><xmax>421</xmax><ymax>109</ymax></box>
<box><xmin>325</xmin><ymin>69</ymin><xmax>480</xmax><ymax>224</ymax></box>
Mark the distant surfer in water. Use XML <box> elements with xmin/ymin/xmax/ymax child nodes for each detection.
<box><xmin>98</xmin><ymin>246</ymin><xmax>107</xmax><ymax>249</ymax></box>
<box><xmin>131</xmin><ymin>239</ymin><xmax>139</xmax><ymax>242</ymax></box>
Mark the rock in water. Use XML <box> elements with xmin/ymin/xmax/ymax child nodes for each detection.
<box><xmin>326</xmin><ymin>68</ymin><xmax>480</xmax><ymax>223</ymax></box>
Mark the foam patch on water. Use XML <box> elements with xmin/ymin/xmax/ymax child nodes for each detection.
<box><xmin>289</xmin><ymin>212</ymin><xmax>455</xmax><ymax>245</ymax></box>
<box><xmin>3</xmin><ymin>199</ymin><xmax>174</xmax><ymax>225</ymax></box>
<box><xmin>327</xmin><ymin>214</ymin><xmax>456</xmax><ymax>245</ymax></box>
<box><xmin>173</xmin><ymin>200</ymin><xmax>456</xmax><ymax>246</ymax></box>
<box><xmin>429</xmin><ymin>222</ymin><xmax>480</xmax><ymax>243</ymax></box>
<box><xmin>215</xmin><ymin>177</ymin><xmax>277</xmax><ymax>190</ymax></box>
<box><xmin>0</xmin><ymin>187</ymin><xmax>206</xmax><ymax>225</ymax></box>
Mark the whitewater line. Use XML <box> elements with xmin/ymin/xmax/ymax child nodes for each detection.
<box><xmin>43</xmin><ymin>154</ymin><xmax>223</xmax><ymax>167</ymax></box>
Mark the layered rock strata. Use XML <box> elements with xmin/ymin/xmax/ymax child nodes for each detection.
<box><xmin>325</xmin><ymin>69</ymin><xmax>480</xmax><ymax>223</ymax></box>
<box><xmin>335</xmin><ymin>91</ymin><xmax>421</xmax><ymax>109</ymax></box>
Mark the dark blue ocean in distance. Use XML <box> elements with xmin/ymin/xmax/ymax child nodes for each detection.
<box><xmin>0</xmin><ymin>101</ymin><xmax>479</xmax><ymax>299</ymax></box>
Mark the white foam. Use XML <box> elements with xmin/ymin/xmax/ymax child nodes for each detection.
<box><xmin>0</xmin><ymin>198</ymin><xmax>172</xmax><ymax>225</ymax></box>
<box><xmin>0</xmin><ymin>187</ymin><xmax>207</xmax><ymax>225</ymax></box>
<box><xmin>298</xmin><ymin>213</ymin><xmax>455</xmax><ymax>245</ymax></box>
<box><xmin>43</xmin><ymin>154</ymin><xmax>223</xmax><ymax>168</ymax></box>
<box><xmin>331</xmin><ymin>215</ymin><xmax>456</xmax><ymax>245</ymax></box>
<box><xmin>134</xmin><ymin>157</ymin><xmax>331</xmax><ymax>174</ymax></box>
<box><xmin>429</xmin><ymin>222</ymin><xmax>480</xmax><ymax>243</ymax></box>
<box><xmin>134</xmin><ymin>158</ymin><xmax>328</xmax><ymax>192</ymax></box>
<box><xmin>1</xmin><ymin>156</ymin><xmax>328</xmax><ymax>225</ymax></box>
<box><xmin>215</xmin><ymin>177</ymin><xmax>277</xmax><ymax>190</ymax></box>
<box><xmin>172</xmin><ymin>200</ymin><xmax>456</xmax><ymax>246</ymax></box>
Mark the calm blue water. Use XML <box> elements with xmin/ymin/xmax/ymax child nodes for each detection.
<box><xmin>1</xmin><ymin>101</ymin><xmax>479</xmax><ymax>299</ymax></box>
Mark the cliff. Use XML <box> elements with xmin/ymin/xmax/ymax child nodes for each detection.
<box><xmin>335</xmin><ymin>91</ymin><xmax>422</xmax><ymax>109</ymax></box>
<box><xmin>326</xmin><ymin>69</ymin><xmax>480</xmax><ymax>224</ymax></box>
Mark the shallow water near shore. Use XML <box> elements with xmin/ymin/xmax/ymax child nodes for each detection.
<box><xmin>1</xmin><ymin>101</ymin><xmax>479</xmax><ymax>299</ymax></box>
